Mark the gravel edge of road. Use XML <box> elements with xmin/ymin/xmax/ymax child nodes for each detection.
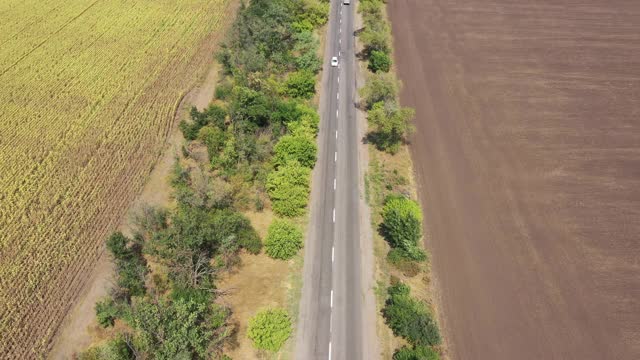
<box><xmin>353</xmin><ymin>5</ymin><xmax>380</xmax><ymax>360</ymax></box>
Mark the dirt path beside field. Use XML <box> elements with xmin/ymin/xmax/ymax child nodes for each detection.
<box><xmin>388</xmin><ymin>0</ymin><xmax>640</xmax><ymax>359</ymax></box>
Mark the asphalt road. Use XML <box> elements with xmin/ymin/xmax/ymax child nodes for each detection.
<box><xmin>294</xmin><ymin>1</ymin><xmax>362</xmax><ymax>359</ymax></box>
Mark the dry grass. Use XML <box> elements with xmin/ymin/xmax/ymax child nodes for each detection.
<box><xmin>218</xmin><ymin>209</ymin><xmax>303</xmax><ymax>359</ymax></box>
<box><xmin>0</xmin><ymin>0</ymin><xmax>235</xmax><ymax>357</ymax></box>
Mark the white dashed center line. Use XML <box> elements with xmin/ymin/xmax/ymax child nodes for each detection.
<box><xmin>330</xmin><ymin>290</ymin><xmax>334</xmax><ymax>307</ymax></box>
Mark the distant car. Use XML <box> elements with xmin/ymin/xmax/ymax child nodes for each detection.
<box><xmin>331</xmin><ymin>56</ymin><xmax>339</xmax><ymax>67</ymax></box>
<box><xmin>343</xmin><ymin>0</ymin><xmax>350</xmax><ymax>4</ymax></box>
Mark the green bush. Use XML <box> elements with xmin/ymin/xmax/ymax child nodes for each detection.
<box><xmin>367</xmin><ymin>101</ymin><xmax>415</xmax><ymax>153</ymax></box>
<box><xmin>284</xmin><ymin>70</ymin><xmax>316</xmax><ymax>99</ymax></box>
<box><xmin>381</xmin><ymin>195</ymin><xmax>425</xmax><ymax>260</ymax></box>
<box><xmin>383</xmin><ymin>282</ymin><xmax>441</xmax><ymax>346</ymax></box>
<box><xmin>106</xmin><ymin>232</ymin><xmax>130</xmax><ymax>260</ymax></box>
<box><xmin>215</xmin><ymin>82</ymin><xmax>233</xmax><ymax>100</ymax></box>
<box><xmin>180</xmin><ymin>105</ymin><xmax>227</xmax><ymax>140</ymax></box>
<box><xmin>198</xmin><ymin>125</ymin><xmax>228</xmax><ymax>163</ymax></box>
<box><xmin>95</xmin><ymin>298</ymin><xmax>119</xmax><ymax>328</ymax></box>
<box><xmin>368</xmin><ymin>50</ymin><xmax>392</xmax><ymax>73</ymax></box>
<box><xmin>360</xmin><ymin>21</ymin><xmax>391</xmax><ymax>55</ymax></box>
<box><xmin>287</xmin><ymin>114</ymin><xmax>319</xmax><ymax>139</ymax></box>
<box><xmin>273</xmin><ymin>134</ymin><xmax>317</xmax><ymax>168</ymax></box>
<box><xmin>247</xmin><ymin>308</ymin><xmax>292</xmax><ymax>352</ymax></box>
<box><xmin>294</xmin><ymin>31</ymin><xmax>322</xmax><ymax>73</ymax></box>
<box><xmin>78</xmin><ymin>335</ymin><xmax>133</xmax><ymax>360</ymax></box>
<box><xmin>359</xmin><ymin>0</ymin><xmax>384</xmax><ymax>18</ymax></box>
<box><xmin>128</xmin><ymin>297</ymin><xmax>230</xmax><ymax>359</ymax></box>
<box><xmin>106</xmin><ymin>232</ymin><xmax>148</xmax><ymax>299</ymax></box>
<box><xmin>393</xmin><ymin>345</ymin><xmax>440</xmax><ymax>360</ymax></box>
<box><xmin>265</xmin><ymin>219</ymin><xmax>303</xmax><ymax>260</ymax></box>
<box><xmin>266</xmin><ymin>160</ymin><xmax>311</xmax><ymax>217</ymax></box>
<box><xmin>387</xmin><ymin>248</ymin><xmax>421</xmax><ymax>277</ymax></box>
<box><xmin>359</xmin><ymin>72</ymin><xmax>398</xmax><ymax>109</ymax></box>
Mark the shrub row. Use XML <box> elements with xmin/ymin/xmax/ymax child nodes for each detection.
<box><xmin>358</xmin><ymin>0</ymin><xmax>415</xmax><ymax>154</ymax></box>
<box><xmin>383</xmin><ymin>282</ymin><xmax>441</xmax><ymax>349</ymax></box>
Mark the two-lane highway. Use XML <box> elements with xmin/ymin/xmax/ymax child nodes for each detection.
<box><xmin>294</xmin><ymin>1</ymin><xmax>361</xmax><ymax>359</ymax></box>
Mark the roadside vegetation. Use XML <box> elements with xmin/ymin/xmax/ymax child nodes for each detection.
<box><xmin>357</xmin><ymin>0</ymin><xmax>444</xmax><ymax>358</ymax></box>
<box><xmin>81</xmin><ymin>0</ymin><xmax>329</xmax><ymax>358</ymax></box>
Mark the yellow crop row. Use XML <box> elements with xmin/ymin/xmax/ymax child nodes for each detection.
<box><xmin>0</xmin><ymin>0</ymin><xmax>233</xmax><ymax>357</ymax></box>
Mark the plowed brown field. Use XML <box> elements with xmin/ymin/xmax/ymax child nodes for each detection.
<box><xmin>388</xmin><ymin>1</ymin><xmax>640</xmax><ymax>359</ymax></box>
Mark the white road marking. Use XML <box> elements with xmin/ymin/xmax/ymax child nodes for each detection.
<box><xmin>337</xmin><ymin>76</ymin><xmax>340</xmax><ymax>84</ymax></box>
<box><xmin>332</xmin><ymin>208</ymin><xmax>336</xmax><ymax>222</ymax></box>
<box><xmin>330</xmin><ymin>290</ymin><xmax>334</xmax><ymax>307</ymax></box>
<box><xmin>334</xmin><ymin>151</ymin><xmax>337</xmax><ymax>162</ymax></box>
<box><xmin>329</xmin><ymin>341</ymin><xmax>332</xmax><ymax>360</ymax></box>
<box><xmin>339</xmin><ymin>38</ymin><xmax>341</xmax><ymax>45</ymax></box>
<box><xmin>335</xmin><ymin>130</ymin><xmax>338</xmax><ymax>139</ymax></box>
<box><xmin>336</xmin><ymin>109</ymin><xmax>339</xmax><ymax>118</ymax></box>
<box><xmin>332</xmin><ymin>246</ymin><xmax>335</xmax><ymax>262</ymax></box>
<box><xmin>337</xmin><ymin>93</ymin><xmax>339</xmax><ymax>100</ymax></box>
<box><xmin>333</xmin><ymin>178</ymin><xmax>336</xmax><ymax>190</ymax></box>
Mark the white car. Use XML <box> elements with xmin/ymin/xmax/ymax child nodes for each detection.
<box><xmin>343</xmin><ymin>0</ymin><xmax>350</xmax><ymax>4</ymax></box>
<box><xmin>331</xmin><ymin>56</ymin><xmax>339</xmax><ymax>67</ymax></box>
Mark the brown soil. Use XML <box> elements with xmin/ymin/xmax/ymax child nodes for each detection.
<box><xmin>388</xmin><ymin>1</ymin><xmax>640</xmax><ymax>359</ymax></box>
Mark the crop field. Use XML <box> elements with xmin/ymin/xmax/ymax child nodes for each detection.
<box><xmin>390</xmin><ymin>0</ymin><xmax>640</xmax><ymax>359</ymax></box>
<box><xmin>0</xmin><ymin>0</ymin><xmax>233</xmax><ymax>357</ymax></box>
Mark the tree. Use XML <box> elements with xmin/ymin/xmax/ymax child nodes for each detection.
<box><xmin>266</xmin><ymin>160</ymin><xmax>311</xmax><ymax>217</ymax></box>
<box><xmin>360</xmin><ymin>21</ymin><xmax>391</xmax><ymax>55</ymax></box>
<box><xmin>287</xmin><ymin>115</ymin><xmax>317</xmax><ymax>139</ymax></box>
<box><xmin>148</xmin><ymin>206</ymin><xmax>261</xmax><ymax>265</ymax></box>
<box><xmin>106</xmin><ymin>232</ymin><xmax>148</xmax><ymax>300</ymax></box>
<box><xmin>273</xmin><ymin>134</ymin><xmax>317</xmax><ymax>168</ymax></box>
<box><xmin>128</xmin><ymin>297</ymin><xmax>231</xmax><ymax>359</ymax></box>
<box><xmin>247</xmin><ymin>308</ymin><xmax>292</xmax><ymax>352</ymax></box>
<box><xmin>393</xmin><ymin>345</ymin><xmax>440</xmax><ymax>360</ymax></box>
<box><xmin>359</xmin><ymin>0</ymin><xmax>384</xmax><ymax>19</ymax></box>
<box><xmin>198</xmin><ymin>125</ymin><xmax>228</xmax><ymax>164</ymax></box>
<box><xmin>95</xmin><ymin>297</ymin><xmax>120</xmax><ymax>328</ymax></box>
<box><xmin>284</xmin><ymin>70</ymin><xmax>316</xmax><ymax>99</ymax></box>
<box><xmin>359</xmin><ymin>72</ymin><xmax>398</xmax><ymax>109</ymax></box>
<box><xmin>368</xmin><ymin>50</ymin><xmax>392</xmax><ymax>73</ymax></box>
<box><xmin>381</xmin><ymin>195</ymin><xmax>425</xmax><ymax>260</ymax></box>
<box><xmin>180</xmin><ymin>105</ymin><xmax>227</xmax><ymax>140</ymax></box>
<box><xmin>264</xmin><ymin>219</ymin><xmax>303</xmax><ymax>260</ymax></box>
<box><xmin>107</xmin><ymin>232</ymin><xmax>131</xmax><ymax>260</ymax></box>
<box><xmin>383</xmin><ymin>283</ymin><xmax>441</xmax><ymax>347</ymax></box>
<box><xmin>229</xmin><ymin>87</ymin><xmax>270</xmax><ymax>128</ymax></box>
<box><xmin>78</xmin><ymin>334</ymin><xmax>134</xmax><ymax>360</ymax></box>
<box><xmin>293</xmin><ymin>31</ymin><xmax>321</xmax><ymax>73</ymax></box>
<box><xmin>367</xmin><ymin>101</ymin><xmax>415</xmax><ymax>153</ymax></box>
